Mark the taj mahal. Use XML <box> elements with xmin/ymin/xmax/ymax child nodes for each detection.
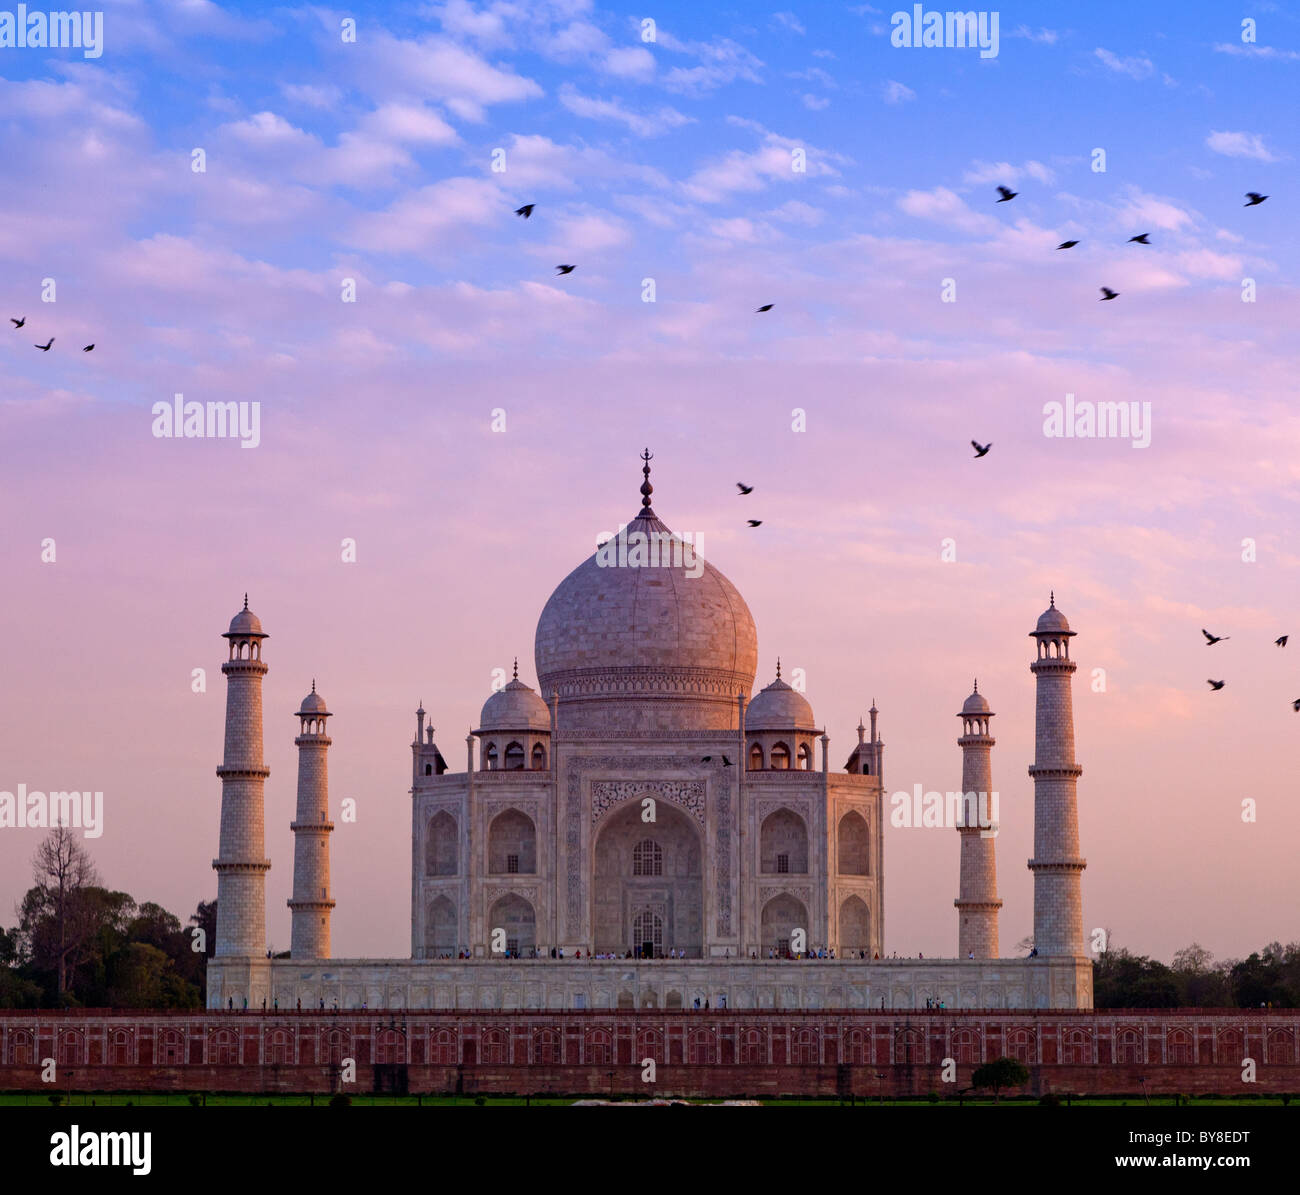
<box><xmin>205</xmin><ymin>455</ymin><xmax>1093</xmax><ymax>1012</ymax></box>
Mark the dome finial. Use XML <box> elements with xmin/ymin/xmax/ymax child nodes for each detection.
<box><xmin>973</xmin><ymin>677</ymin><xmax>978</xmax><ymax>693</ymax></box>
<box><xmin>311</xmin><ymin>678</ymin><xmax>316</xmax><ymax>694</ymax></box>
<box><xmin>776</xmin><ymin>656</ymin><xmax>781</xmax><ymax>679</ymax></box>
<box><xmin>1050</xmin><ymin>590</ymin><xmax>1055</xmax><ymax>608</ymax></box>
<box><xmin>243</xmin><ymin>593</ymin><xmax>249</xmax><ymax>611</ymax></box>
<box><xmin>639</xmin><ymin>447</ymin><xmax>654</xmax><ymax>512</ymax></box>
<box><xmin>512</xmin><ymin>657</ymin><xmax>518</xmax><ymax>681</ymax></box>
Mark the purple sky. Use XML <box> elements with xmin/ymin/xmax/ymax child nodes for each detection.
<box><xmin>1</xmin><ymin>1</ymin><xmax>1298</xmax><ymax>964</ymax></box>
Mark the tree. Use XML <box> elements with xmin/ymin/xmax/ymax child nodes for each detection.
<box><xmin>972</xmin><ymin>1057</ymin><xmax>1030</xmax><ymax>1102</ymax></box>
<box><xmin>26</xmin><ymin>828</ymin><xmax>100</xmax><ymax>997</ymax></box>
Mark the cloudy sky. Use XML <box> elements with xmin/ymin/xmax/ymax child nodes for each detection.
<box><xmin>1</xmin><ymin>0</ymin><xmax>1297</xmax><ymax>964</ymax></box>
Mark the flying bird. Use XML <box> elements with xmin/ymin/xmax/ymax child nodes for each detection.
<box><xmin>1128</xmin><ymin>233</ymin><xmax>1151</xmax><ymax>244</ymax></box>
<box><xmin>10</xmin><ymin>316</ymin><xmax>24</xmax><ymax>328</ymax></box>
<box><xmin>971</xmin><ymin>440</ymin><xmax>991</xmax><ymax>458</ymax></box>
<box><xmin>721</xmin><ymin>755</ymin><xmax>733</xmax><ymax>767</ymax></box>
<box><xmin>1293</xmin><ymin>699</ymin><xmax>1300</xmax><ymax>712</ymax></box>
<box><xmin>747</xmin><ymin>520</ymin><xmax>762</xmax><ymax>528</ymax></box>
<box><xmin>756</xmin><ymin>304</ymin><xmax>773</xmax><ymax>312</ymax></box>
<box><xmin>1277</xmin><ymin>635</ymin><xmax>1288</xmax><ymax>647</ymax></box>
<box><xmin>514</xmin><ymin>204</ymin><xmax>535</xmax><ymax>218</ymax></box>
<box><xmin>1207</xmin><ymin>680</ymin><xmax>1225</xmax><ymax>691</ymax></box>
<box><xmin>34</xmin><ymin>338</ymin><xmax>53</xmax><ymax>350</ymax></box>
<box><xmin>736</xmin><ymin>483</ymin><xmax>753</xmax><ymax>495</ymax></box>
<box><xmin>1099</xmin><ymin>287</ymin><xmax>1119</xmax><ymax>301</ymax></box>
<box><xmin>555</xmin><ymin>264</ymin><xmax>575</xmax><ymax>275</ymax></box>
<box><xmin>1202</xmin><ymin>629</ymin><xmax>1229</xmax><ymax>646</ymax></box>
<box><xmin>1245</xmin><ymin>192</ymin><xmax>1268</xmax><ymax>206</ymax></box>
<box><xmin>995</xmin><ymin>186</ymin><xmax>1017</xmax><ymax>202</ymax></box>
<box><xmin>1056</xmin><ymin>240</ymin><xmax>1079</xmax><ymax>250</ymax></box>
<box><xmin>82</xmin><ymin>344</ymin><xmax>94</xmax><ymax>352</ymax></box>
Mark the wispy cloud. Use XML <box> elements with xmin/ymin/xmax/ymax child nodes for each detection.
<box><xmin>882</xmin><ymin>80</ymin><xmax>915</xmax><ymax>104</ymax></box>
<box><xmin>1206</xmin><ymin>130</ymin><xmax>1279</xmax><ymax>162</ymax></box>
<box><xmin>558</xmin><ymin>84</ymin><xmax>693</xmax><ymax>137</ymax></box>
<box><xmin>1094</xmin><ymin>47</ymin><xmax>1156</xmax><ymax>79</ymax></box>
<box><xmin>1213</xmin><ymin>42</ymin><xmax>1300</xmax><ymax>61</ymax></box>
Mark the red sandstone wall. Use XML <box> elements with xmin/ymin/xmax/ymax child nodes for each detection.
<box><xmin>1</xmin><ymin>1010</ymin><xmax>1296</xmax><ymax>1097</ymax></box>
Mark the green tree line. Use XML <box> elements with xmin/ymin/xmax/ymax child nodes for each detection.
<box><xmin>0</xmin><ymin>828</ymin><xmax>214</xmax><ymax>1009</ymax></box>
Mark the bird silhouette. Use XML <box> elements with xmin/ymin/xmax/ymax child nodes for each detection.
<box><xmin>1277</xmin><ymin>635</ymin><xmax>1288</xmax><ymax>647</ymax></box>
<box><xmin>756</xmin><ymin>304</ymin><xmax>773</xmax><ymax>312</ymax></box>
<box><xmin>10</xmin><ymin>316</ymin><xmax>24</xmax><ymax>328</ymax></box>
<box><xmin>1128</xmin><ymin>233</ymin><xmax>1151</xmax><ymax>244</ymax></box>
<box><xmin>721</xmin><ymin>755</ymin><xmax>733</xmax><ymax>767</ymax></box>
<box><xmin>1056</xmin><ymin>240</ymin><xmax>1079</xmax><ymax>250</ymax></box>
<box><xmin>555</xmin><ymin>264</ymin><xmax>575</xmax><ymax>275</ymax></box>
<box><xmin>1245</xmin><ymin>192</ymin><xmax>1268</xmax><ymax>206</ymax></box>
<box><xmin>514</xmin><ymin>204</ymin><xmax>535</xmax><ymax>218</ymax></box>
<box><xmin>747</xmin><ymin>520</ymin><xmax>762</xmax><ymax>528</ymax></box>
<box><xmin>1099</xmin><ymin>287</ymin><xmax>1119</xmax><ymax>301</ymax></box>
<box><xmin>701</xmin><ymin>756</ymin><xmax>713</xmax><ymax>762</ymax></box>
<box><xmin>34</xmin><ymin>337</ymin><xmax>53</xmax><ymax>350</ymax></box>
<box><xmin>995</xmin><ymin>186</ymin><xmax>1017</xmax><ymax>202</ymax></box>
<box><xmin>1207</xmin><ymin>680</ymin><xmax>1225</xmax><ymax>691</ymax></box>
<box><xmin>1202</xmin><ymin>629</ymin><xmax>1229</xmax><ymax>645</ymax></box>
<box><xmin>82</xmin><ymin>344</ymin><xmax>94</xmax><ymax>352</ymax></box>
<box><xmin>1293</xmin><ymin>699</ymin><xmax>1300</xmax><ymax>712</ymax></box>
<box><xmin>736</xmin><ymin>483</ymin><xmax>753</xmax><ymax>495</ymax></box>
<box><xmin>971</xmin><ymin>440</ymin><xmax>991</xmax><ymax>458</ymax></box>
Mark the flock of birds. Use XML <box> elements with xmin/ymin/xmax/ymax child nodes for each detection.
<box><xmin>9</xmin><ymin>315</ymin><xmax>93</xmax><ymax>353</ymax></box>
<box><xmin>970</xmin><ymin>186</ymin><xmax>1270</xmax><ymax>457</ymax></box>
<box><xmin>1201</xmin><ymin>630</ymin><xmax>1298</xmax><ymax>710</ymax></box>
<box><xmin>993</xmin><ymin>184</ymin><xmax>1268</xmax><ymax>308</ymax></box>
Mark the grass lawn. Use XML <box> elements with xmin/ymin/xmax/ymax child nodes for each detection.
<box><xmin>0</xmin><ymin>1093</ymin><xmax>1293</xmax><ymax>1107</ymax></box>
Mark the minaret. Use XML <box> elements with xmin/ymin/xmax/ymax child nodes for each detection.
<box><xmin>214</xmin><ymin>596</ymin><xmax>271</xmax><ymax>958</ymax></box>
<box><xmin>1028</xmin><ymin>594</ymin><xmax>1086</xmax><ymax>957</ymax></box>
<box><xmin>288</xmin><ymin>681</ymin><xmax>335</xmax><ymax>958</ymax></box>
<box><xmin>955</xmin><ymin>680</ymin><xmax>1001</xmax><ymax>958</ymax></box>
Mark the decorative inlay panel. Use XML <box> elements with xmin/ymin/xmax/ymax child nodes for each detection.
<box><xmin>591</xmin><ymin>781</ymin><xmax>705</xmax><ymax>825</ymax></box>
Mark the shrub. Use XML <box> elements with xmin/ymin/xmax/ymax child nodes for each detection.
<box><xmin>329</xmin><ymin>1093</ymin><xmax>351</xmax><ymax>1107</ymax></box>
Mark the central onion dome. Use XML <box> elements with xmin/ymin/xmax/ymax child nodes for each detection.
<box><xmin>535</xmin><ymin>451</ymin><xmax>758</xmax><ymax>732</ymax></box>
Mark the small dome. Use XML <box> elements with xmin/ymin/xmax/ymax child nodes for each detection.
<box><xmin>298</xmin><ymin>684</ymin><xmax>328</xmax><ymax>716</ymax></box>
<box><xmin>745</xmin><ymin>673</ymin><xmax>816</xmax><ymax>732</ymax></box>
<box><xmin>1034</xmin><ymin>605</ymin><xmax>1071</xmax><ymax>634</ymax></box>
<box><xmin>479</xmin><ymin>677</ymin><xmax>551</xmax><ymax>732</ymax></box>
<box><xmin>225</xmin><ymin>595</ymin><xmax>265</xmax><ymax>637</ymax></box>
<box><xmin>962</xmin><ymin>688</ymin><xmax>990</xmax><ymax>715</ymax></box>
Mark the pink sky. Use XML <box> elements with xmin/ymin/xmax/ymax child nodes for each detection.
<box><xmin>1</xmin><ymin>2</ymin><xmax>1298</xmax><ymax>966</ymax></box>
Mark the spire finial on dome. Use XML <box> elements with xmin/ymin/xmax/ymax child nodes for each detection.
<box><xmin>243</xmin><ymin>593</ymin><xmax>249</xmax><ymax>611</ymax></box>
<box><xmin>312</xmin><ymin>678</ymin><xmax>316</xmax><ymax>694</ymax></box>
<box><xmin>639</xmin><ymin>447</ymin><xmax>654</xmax><ymax>512</ymax></box>
<box><xmin>973</xmin><ymin>677</ymin><xmax>978</xmax><ymax>693</ymax></box>
<box><xmin>512</xmin><ymin>657</ymin><xmax>518</xmax><ymax>681</ymax></box>
<box><xmin>776</xmin><ymin>657</ymin><xmax>781</xmax><ymax>679</ymax></box>
<box><xmin>1050</xmin><ymin>590</ymin><xmax>1055</xmax><ymax>608</ymax></box>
